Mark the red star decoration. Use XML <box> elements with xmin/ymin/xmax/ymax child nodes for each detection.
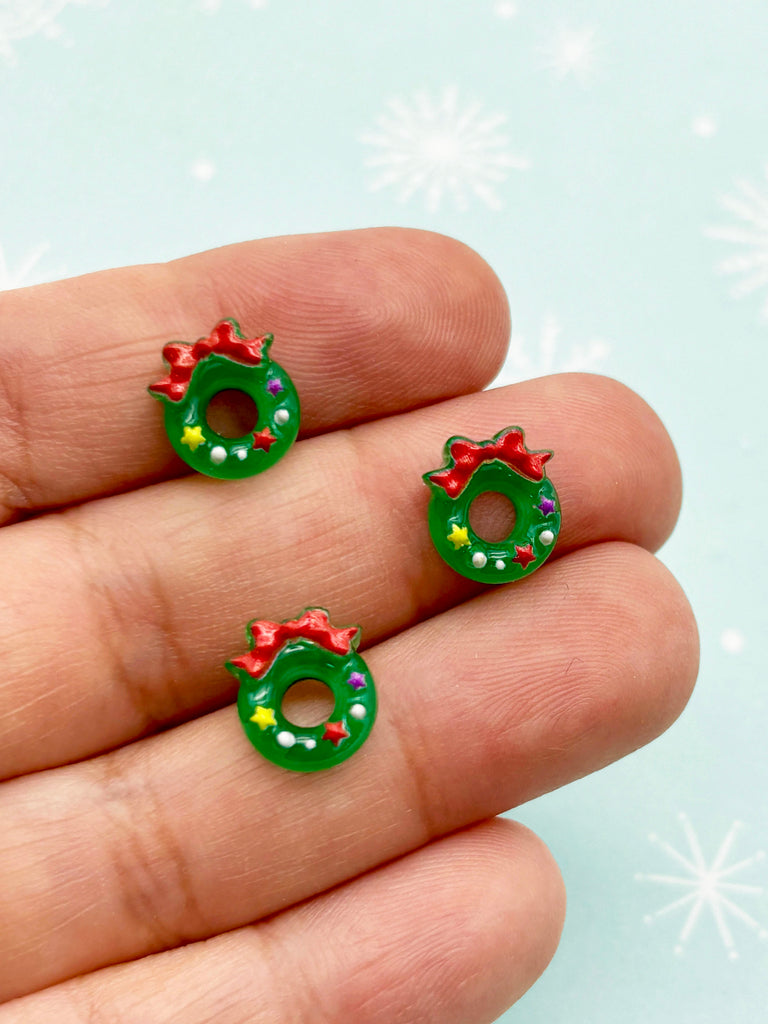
<box><xmin>251</xmin><ymin>428</ymin><xmax>277</xmax><ymax>451</ymax></box>
<box><xmin>512</xmin><ymin>544</ymin><xmax>536</xmax><ymax>569</ymax></box>
<box><xmin>322</xmin><ymin>721</ymin><xmax>350</xmax><ymax>747</ymax></box>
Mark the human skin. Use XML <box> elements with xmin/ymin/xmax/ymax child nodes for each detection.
<box><xmin>0</xmin><ymin>227</ymin><xmax>699</xmax><ymax>1023</ymax></box>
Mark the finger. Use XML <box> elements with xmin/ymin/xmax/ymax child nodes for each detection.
<box><xmin>0</xmin><ymin>374</ymin><xmax>683</xmax><ymax>777</ymax></box>
<box><xmin>0</xmin><ymin>228</ymin><xmax>508</xmax><ymax>521</ymax></box>
<box><xmin>0</xmin><ymin>820</ymin><xmax>564</xmax><ymax>1024</ymax></box>
<box><xmin>0</xmin><ymin>543</ymin><xmax>697</xmax><ymax>1000</ymax></box>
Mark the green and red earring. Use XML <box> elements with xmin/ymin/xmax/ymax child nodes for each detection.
<box><xmin>423</xmin><ymin>426</ymin><xmax>561</xmax><ymax>584</ymax></box>
<box><xmin>227</xmin><ymin>609</ymin><xmax>377</xmax><ymax>772</ymax></box>
<box><xmin>149</xmin><ymin>319</ymin><xmax>299</xmax><ymax>479</ymax></box>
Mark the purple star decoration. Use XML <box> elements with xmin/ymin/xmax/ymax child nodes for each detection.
<box><xmin>538</xmin><ymin>496</ymin><xmax>556</xmax><ymax>515</ymax></box>
<box><xmin>267</xmin><ymin>378</ymin><xmax>284</xmax><ymax>396</ymax></box>
<box><xmin>347</xmin><ymin>672</ymin><xmax>367</xmax><ymax>690</ymax></box>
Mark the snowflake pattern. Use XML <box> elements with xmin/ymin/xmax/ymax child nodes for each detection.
<box><xmin>493</xmin><ymin>1</ymin><xmax>518</xmax><ymax>18</ymax></box>
<box><xmin>361</xmin><ymin>88</ymin><xmax>529</xmax><ymax>212</ymax></box>
<box><xmin>0</xmin><ymin>0</ymin><xmax>106</xmax><ymax>64</ymax></box>
<box><xmin>635</xmin><ymin>814</ymin><xmax>768</xmax><ymax>960</ymax></box>
<box><xmin>190</xmin><ymin>157</ymin><xmax>217</xmax><ymax>181</ymax></box>
<box><xmin>539</xmin><ymin>24</ymin><xmax>601</xmax><ymax>85</ymax></box>
<box><xmin>691</xmin><ymin>114</ymin><xmax>718</xmax><ymax>139</ymax></box>
<box><xmin>720</xmin><ymin>628</ymin><xmax>746</xmax><ymax>655</ymax></box>
<box><xmin>706</xmin><ymin>165</ymin><xmax>768</xmax><ymax>321</ymax></box>
<box><xmin>198</xmin><ymin>0</ymin><xmax>267</xmax><ymax>11</ymax></box>
<box><xmin>492</xmin><ymin>314</ymin><xmax>610</xmax><ymax>386</ymax></box>
<box><xmin>0</xmin><ymin>242</ymin><xmax>53</xmax><ymax>291</ymax></box>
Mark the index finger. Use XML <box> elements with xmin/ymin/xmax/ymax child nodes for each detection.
<box><xmin>0</xmin><ymin>228</ymin><xmax>509</xmax><ymax>522</ymax></box>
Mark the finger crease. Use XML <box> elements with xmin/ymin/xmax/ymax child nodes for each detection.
<box><xmin>248</xmin><ymin>918</ymin><xmax>338</xmax><ymax>1024</ymax></box>
<box><xmin>384</xmin><ymin>691</ymin><xmax>443</xmax><ymax>845</ymax></box>
<box><xmin>93</xmin><ymin>750</ymin><xmax>212</xmax><ymax>951</ymax></box>
<box><xmin>64</xmin><ymin>508</ymin><xmax>192</xmax><ymax>734</ymax></box>
<box><xmin>0</xmin><ymin>358</ymin><xmax>36</xmax><ymax>518</ymax></box>
<box><xmin>66</xmin><ymin>980</ymin><xmax>125</xmax><ymax>1024</ymax></box>
<box><xmin>331</xmin><ymin>429</ymin><xmax>424</xmax><ymax>631</ymax></box>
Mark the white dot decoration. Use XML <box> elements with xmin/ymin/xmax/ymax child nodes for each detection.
<box><xmin>350</xmin><ymin>703</ymin><xmax>366</xmax><ymax>720</ymax></box>
<box><xmin>472</xmin><ymin>551</ymin><xmax>488</xmax><ymax>568</ymax></box>
<box><xmin>274</xmin><ymin>408</ymin><xmax>290</xmax><ymax>425</ymax></box>
<box><xmin>236</xmin><ymin>449</ymin><xmax>248</xmax><ymax>461</ymax></box>
<box><xmin>495</xmin><ymin>560</ymin><xmax>506</xmax><ymax>570</ymax></box>
<box><xmin>210</xmin><ymin>446</ymin><xmax>227</xmax><ymax>465</ymax></box>
<box><xmin>305</xmin><ymin>739</ymin><xmax>317</xmax><ymax>750</ymax></box>
<box><xmin>540</xmin><ymin>529</ymin><xmax>555</xmax><ymax>546</ymax></box>
<box><xmin>276</xmin><ymin>731</ymin><xmax>296</xmax><ymax>748</ymax></box>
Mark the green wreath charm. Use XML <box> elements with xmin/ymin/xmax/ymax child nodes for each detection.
<box><xmin>149</xmin><ymin>319</ymin><xmax>299</xmax><ymax>479</ymax></box>
<box><xmin>423</xmin><ymin>426</ymin><xmax>561</xmax><ymax>584</ymax></box>
<box><xmin>226</xmin><ymin>609</ymin><xmax>377</xmax><ymax>772</ymax></box>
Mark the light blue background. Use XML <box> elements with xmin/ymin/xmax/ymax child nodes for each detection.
<box><xmin>2</xmin><ymin>1</ymin><xmax>766</xmax><ymax>1019</ymax></box>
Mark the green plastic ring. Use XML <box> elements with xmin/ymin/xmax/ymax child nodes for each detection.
<box><xmin>423</xmin><ymin>426</ymin><xmax>561</xmax><ymax>584</ymax></box>
<box><xmin>226</xmin><ymin>609</ymin><xmax>377</xmax><ymax>772</ymax></box>
<box><xmin>149</xmin><ymin>319</ymin><xmax>299</xmax><ymax>480</ymax></box>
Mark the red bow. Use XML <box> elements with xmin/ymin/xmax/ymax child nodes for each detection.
<box><xmin>229</xmin><ymin>609</ymin><xmax>359</xmax><ymax>680</ymax></box>
<box><xmin>149</xmin><ymin>320</ymin><xmax>270</xmax><ymax>402</ymax></box>
<box><xmin>427</xmin><ymin>428</ymin><xmax>551</xmax><ymax>498</ymax></box>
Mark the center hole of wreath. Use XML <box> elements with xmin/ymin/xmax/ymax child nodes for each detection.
<box><xmin>281</xmin><ymin>679</ymin><xmax>336</xmax><ymax>727</ymax></box>
<box><xmin>468</xmin><ymin>491</ymin><xmax>517</xmax><ymax>543</ymax></box>
<box><xmin>205</xmin><ymin>390</ymin><xmax>259</xmax><ymax>438</ymax></box>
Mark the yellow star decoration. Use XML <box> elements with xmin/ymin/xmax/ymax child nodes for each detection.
<box><xmin>447</xmin><ymin>524</ymin><xmax>470</xmax><ymax>549</ymax></box>
<box><xmin>250</xmin><ymin>705</ymin><xmax>277</xmax><ymax>730</ymax></box>
<box><xmin>180</xmin><ymin>425</ymin><xmax>206</xmax><ymax>451</ymax></box>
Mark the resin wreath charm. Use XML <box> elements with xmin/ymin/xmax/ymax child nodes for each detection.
<box><xmin>227</xmin><ymin>609</ymin><xmax>377</xmax><ymax>772</ymax></box>
<box><xmin>423</xmin><ymin>426</ymin><xmax>561</xmax><ymax>584</ymax></box>
<box><xmin>149</xmin><ymin>319</ymin><xmax>300</xmax><ymax>479</ymax></box>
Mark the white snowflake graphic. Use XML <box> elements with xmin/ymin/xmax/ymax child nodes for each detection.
<box><xmin>493</xmin><ymin>1</ymin><xmax>518</xmax><ymax>18</ymax></box>
<box><xmin>0</xmin><ymin>0</ymin><xmax>106</xmax><ymax>64</ymax></box>
<box><xmin>492</xmin><ymin>314</ymin><xmax>610</xmax><ymax>386</ymax></box>
<box><xmin>706</xmin><ymin>165</ymin><xmax>768</xmax><ymax>321</ymax></box>
<box><xmin>199</xmin><ymin>0</ymin><xmax>267</xmax><ymax>11</ymax></box>
<box><xmin>361</xmin><ymin>88</ymin><xmax>530</xmax><ymax>213</ymax></box>
<box><xmin>0</xmin><ymin>242</ymin><xmax>53</xmax><ymax>291</ymax></box>
<box><xmin>539</xmin><ymin>24</ymin><xmax>602</xmax><ymax>85</ymax></box>
<box><xmin>635</xmin><ymin>814</ymin><xmax>768</xmax><ymax>960</ymax></box>
<box><xmin>691</xmin><ymin>114</ymin><xmax>718</xmax><ymax>139</ymax></box>
<box><xmin>720</xmin><ymin>627</ymin><xmax>746</xmax><ymax>655</ymax></box>
<box><xmin>190</xmin><ymin>157</ymin><xmax>217</xmax><ymax>182</ymax></box>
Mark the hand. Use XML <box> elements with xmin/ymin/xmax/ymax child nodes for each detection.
<box><xmin>0</xmin><ymin>228</ymin><xmax>698</xmax><ymax>1023</ymax></box>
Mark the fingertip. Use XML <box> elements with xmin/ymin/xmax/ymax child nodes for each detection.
<box><xmin>537</xmin><ymin>542</ymin><xmax>700</xmax><ymax>763</ymax></box>
<box><xmin>601</xmin><ymin>375</ymin><xmax>683</xmax><ymax>552</ymax></box>
<box><xmin>469</xmin><ymin>818</ymin><xmax>567</xmax><ymax>1003</ymax></box>
<box><xmin>547</xmin><ymin>373</ymin><xmax>683</xmax><ymax>553</ymax></box>
<box><xmin>182</xmin><ymin>228</ymin><xmax>511</xmax><ymax>423</ymax></box>
<box><xmin>627</xmin><ymin>549</ymin><xmax>700</xmax><ymax>740</ymax></box>
<box><xmin>389</xmin><ymin>229</ymin><xmax>512</xmax><ymax>394</ymax></box>
<box><xmin>0</xmin><ymin>228</ymin><xmax>511</xmax><ymax>517</ymax></box>
<box><xmin>315</xmin><ymin>816</ymin><xmax>567</xmax><ymax>1024</ymax></box>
